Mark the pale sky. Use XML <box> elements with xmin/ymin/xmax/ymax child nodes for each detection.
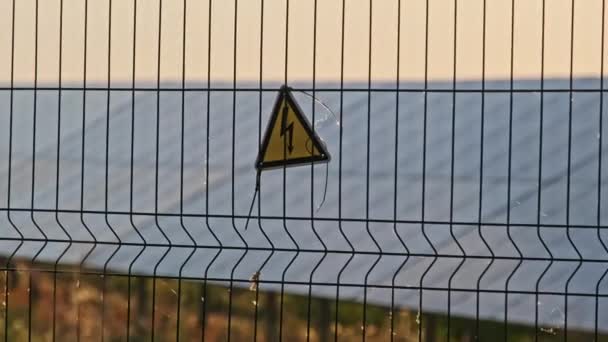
<box><xmin>0</xmin><ymin>0</ymin><xmax>606</xmax><ymax>86</ymax></box>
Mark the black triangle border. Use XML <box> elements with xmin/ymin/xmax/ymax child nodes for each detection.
<box><xmin>255</xmin><ymin>85</ymin><xmax>331</xmax><ymax>171</ymax></box>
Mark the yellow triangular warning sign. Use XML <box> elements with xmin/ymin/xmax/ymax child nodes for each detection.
<box><xmin>256</xmin><ymin>86</ymin><xmax>330</xmax><ymax>170</ymax></box>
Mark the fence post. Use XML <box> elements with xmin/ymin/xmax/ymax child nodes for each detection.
<box><xmin>265</xmin><ymin>292</ymin><xmax>278</xmax><ymax>341</ymax></box>
<box><xmin>424</xmin><ymin>315</ymin><xmax>436</xmax><ymax>342</ymax></box>
<box><xmin>318</xmin><ymin>298</ymin><xmax>330</xmax><ymax>342</ymax></box>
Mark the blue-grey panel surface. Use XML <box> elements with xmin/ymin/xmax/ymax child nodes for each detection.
<box><xmin>0</xmin><ymin>80</ymin><xmax>607</xmax><ymax>332</ymax></box>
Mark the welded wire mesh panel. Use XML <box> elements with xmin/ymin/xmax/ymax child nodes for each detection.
<box><xmin>1</xmin><ymin>0</ymin><xmax>608</xmax><ymax>341</ymax></box>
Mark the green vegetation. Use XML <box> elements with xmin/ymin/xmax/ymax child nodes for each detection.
<box><xmin>0</xmin><ymin>259</ymin><xmax>601</xmax><ymax>341</ymax></box>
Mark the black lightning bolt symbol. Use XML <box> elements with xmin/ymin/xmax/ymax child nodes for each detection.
<box><xmin>280</xmin><ymin>105</ymin><xmax>294</xmax><ymax>154</ymax></box>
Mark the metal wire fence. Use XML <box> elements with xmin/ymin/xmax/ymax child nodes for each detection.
<box><xmin>1</xmin><ymin>0</ymin><xmax>608</xmax><ymax>341</ymax></box>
